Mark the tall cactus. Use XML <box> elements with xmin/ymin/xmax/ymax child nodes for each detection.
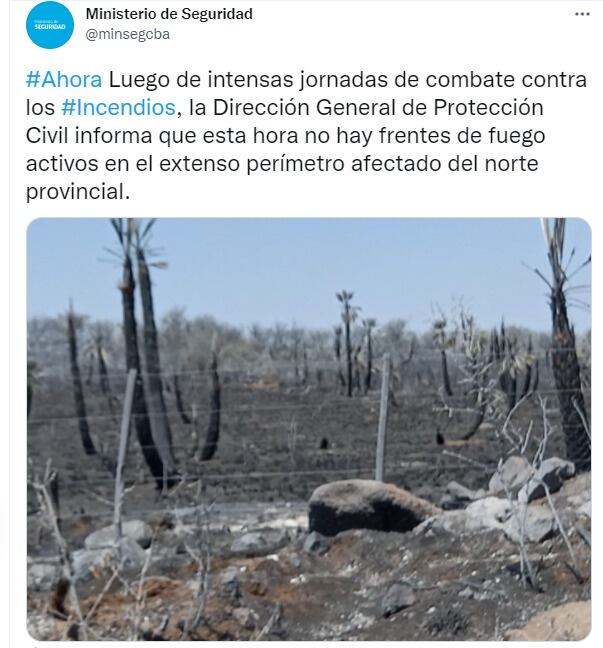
<box><xmin>135</xmin><ymin>230</ymin><xmax>178</xmax><ymax>487</ymax></box>
<box><xmin>336</xmin><ymin>291</ymin><xmax>360</xmax><ymax>398</ymax></box>
<box><xmin>334</xmin><ymin>326</ymin><xmax>346</xmax><ymax>388</ymax></box>
<box><xmin>66</xmin><ymin>304</ymin><xmax>96</xmax><ymax>455</ymax></box>
<box><xmin>111</xmin><ymin>219</ymin><xmax>174</xmax><ymax>489</ymax></box>
<box><xmin>200</xmin><ymin>344</ymin><xmax>221</xmax><ymax>461</ymax></box>
<box><xmin>363</xmin><ymin>318</ymin><xmax>376</xmax><ymax>394</ymax></box>
<box><xmin>540</xmin><ymin>219</ymin><xmax>590</xmax><ymax>472</ymax></box>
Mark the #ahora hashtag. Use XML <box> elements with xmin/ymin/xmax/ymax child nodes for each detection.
<box><xmin>62</xmin><ymin>98</ymin><xmax>77</xmax><ymax>115</ymax></box>
<box><xmin>26</xmin><ymin>71</ymin><xmax>41</xmax><ymax>88</ymax></box>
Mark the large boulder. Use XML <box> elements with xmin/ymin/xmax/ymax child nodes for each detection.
<box><xmin>308</xmin><ymin>479</ymin><xmax>440</xmax><ymax>537</ymax></box>
<box><xmin>418</xmin><ymin>497</ymin><xmax>512</xmax><ymax>536</ymax></box>
<box><xmin>503</xmin><ymin>504</ymin><xmax>556</xmax><ymax>543</ymax></box>
<box><xmin>465</xmin><ymin>497</ymin><xmax>512</xmax><ymax>530</ymax></box>
<box><xmin>488</xmin><ymin>456</ymin><xmax>534</xmax><ymax>496</ymax></box>
<box><xmin>518</xmin><ymin>458</ymin><xmax>576</xmax><ymax>503</ymax></box>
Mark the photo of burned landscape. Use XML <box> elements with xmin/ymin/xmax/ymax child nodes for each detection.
<box><xmin>26</xmin><ymin>218</ymin><xmax>591</xmax><ymax>641</ymax></box>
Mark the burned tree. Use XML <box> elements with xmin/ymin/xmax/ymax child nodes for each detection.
<box><xmin>290</xmin><ymin>326</ymin><xmax>304</xmax><ymax>386</ymax></box>
<box><xmin>434</xmin><ymin>309</ymin><xmax>537</xmax><ymax>444</ymax></box>
<box><xmin>27</xmin><ymin>360</ymin><xmax>36</xmax><ymax>420</ymax></box>
<box><xmin>336</xmin><ymin>290</ymin><xmax>360</xmax><ymax>397</ymax></box>
<box><xmin>111</xmin><ymin>219</ymin><xmax>176</xmax><ymax>489</ymax></box>
<box><xmin>134</xmin><ymin>220</ymin><xmax>179</xmax><ymax>486</ymax></box>
<box><xmin>66</xmin><ymin>303</ymin><xmax>96</xmax><ymax>455</ymax></box>
<box><xmin>363</xmin><ymin>318</ymin><xmax>376</xmax><ymax>394</ymax></box>
<box><xmin>352</xmin><ymin>344</ymin><xmax>363</xmax><ymax>394</ymax></box>
<box><xmin>173</xmin><ymin>374</ymin><xmax>192</xmax><ymax>424</ymax></box>
<box><xmin>333</xmin><ymin>326</ymin><xmax>346</xmax><ymax>389</ymax></box>
<box><xmin>94</xmin><ymin>332</ymin><xmax>117</xmax><ymax>416</ymax></box>
<box><xmin>538</xmin><ymin>219</ymin><xmax>590</xmax><ymax>472</ymax></box>
<box><xmin>200</xmin><ymin>345</ymin><xmax>221</xmax><ymax>461</ymax></box>
<box><xmin>490</xmin><ymin>323</ymin><xmax>538</xmax><ymax>412</ymax></box>
<box><xmin>432</xmin><ymin>316</ymin><xmax>454</xmax><ymax>397</ymax></box>
<box><xmin>302</xmin><ymin>346</ymin><xmax>309</xmax><ymax>387</ymax></box>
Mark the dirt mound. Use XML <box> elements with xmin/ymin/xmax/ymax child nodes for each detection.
<box><xmin>506</xmin><ymin>601</ymin><xmax>591</xmax><ymax>640</ymax></box>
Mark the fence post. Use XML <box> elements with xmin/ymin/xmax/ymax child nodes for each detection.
<box><xmin>375</xmin><ymin>354</ymin><xmax>391</xmax><ymax>482</ymax></box>
<box><xmin>113</xmin><ymin>369</ymin><xmax>137</xmax><ymax>545</ymax></box>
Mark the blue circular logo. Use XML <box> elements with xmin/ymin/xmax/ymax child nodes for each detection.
<box><xmin>27</xmin><ymin>2</ymin><xmax>74</xmax><ymax>49</ymax></box>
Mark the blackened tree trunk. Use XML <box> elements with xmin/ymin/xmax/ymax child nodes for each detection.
<box><xmin>363</xmin><ymin>319</ymin><xmax>375</xmax><ymax>394</ymax></box>
<box><xmin>519</xmin><ymin>338</ymin><xmax>536</xmax><ymax>400</ymax></box>
<box><xmin>302</xmin><ymin>347</ymin><xmax>309</xmax><ymax>387</ymax></box>
<box><xmin>96</xmin><ymin>335</ymin><xmax>116</xmax><ymax>415</ymax></box>
<box><xmin>27</xmin><ymin>361</ymin><xmax>35</xmax><ymax>420</ymax></box>
<box><xmin>173</xmin><ymin>374</ymin><xmax>192</xmax><ymax>424</ymax></box>
<box><xmin>440</xmin><ymin>349</ymin><xmax>453</xmax><ymax>397</ymax></box>
<box><xmin>136</xmin><ymin>247</ymin><xmax>178</xmax><ymax>484</ymax></box>
<box><xmin>336</xmin><ymin>291</ymin><xmax>360</xmax><ymax>398</ymax></box>
<box><xmin>353</xmin><ymin>345</ymin><xmax>362</xmax><ymax>394</ymax></box>
<box><xmin>550</xmin><ymin>287</ymin><xmax>590</xmax><ymax>471</ymax></box>
<box><xmin>119</xmin><ymin>251</ymin><xmax>170</xmax><ymax>488</ymax></box>
<box><xmin>344</xmin><ymin>312</ymin><xmax>353</xmax><ymax>398</ymax></box>
<box><xmin>201</xmin><ymin>350</ymin><xmax>221</xmax><ymax>461</ymax></box>
<box><xmin>334</xmin><ymin>326</ymin><xmax>346</xmax><ymax>388</ymax></box>
<box><xmin>27</xmin><ymin>383</ymin><xmax>33</xmax><ymax>419</ymax></box>
<box><xmin>542</xmin><ymin>218</ymin><xmax>590</xmax><ymax>472</ymax></box>
<box><xmin>67</xmin><ymin>307</ymin><xmax>96</xmax><ymax>455</ymax></box>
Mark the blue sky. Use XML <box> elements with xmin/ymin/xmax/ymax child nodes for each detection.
<box><xmin>27</xmin><ymin>218</ymin><xmax>592</xmax><ymax>332</ymax></box>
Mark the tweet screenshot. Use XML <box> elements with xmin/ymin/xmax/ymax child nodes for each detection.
<box><xmin>9</xmin><ymin>0</ymin><xmax>599</xmax><ymax>644</ymax></box>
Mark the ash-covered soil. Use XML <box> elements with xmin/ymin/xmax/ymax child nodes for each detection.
<box><xmin>27</xmin><ymin>376</ymin><xmax>571</xmax><ymax>523</ymax></box>
<box><xmin>27</xmin><ymin>377</ymin><xmax>590</xmax><ymax>640</ymax></box>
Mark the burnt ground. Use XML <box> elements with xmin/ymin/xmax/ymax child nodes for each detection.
<box><xmin>26</xmin><ymin>479</ymin><xmax>591</xmax><ymax>641</ymax></box>
<box><xmin>27</xmin><ymin>372</ymin><xmax>591</xmax><ymax>640</ymax></box>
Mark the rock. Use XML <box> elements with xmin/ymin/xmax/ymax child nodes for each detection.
<box><xmin>72</xmin><ymin>548</ymin><xmax>113</xmax><ymax>582</ymax></box>
<box><xmin>232</xmin><ymin>607</ymin><xmax>257</xmax><ymax>630</ymax></box>
<box><xmin>72</xmin><ymin>537</ymin><xmax>146</xmax><ymax>581</ymax></box>
<box><xmin>309</xmin><ymin>480</ymin><xmax>440</xmax><ymax>537</ymax></box>
<box><xmin>577</xmin><ymin>500</ymin><xmax>591</xmax><ymax>519</ymax></box>
<box><xmin>488</xmin><ymin>456</ymin><xmax>534</xmax><ymax>496</ymax></box>
<box><xmin>415</xmin><ymin>510</ymin><xmax>468</xmax><ymax>535</ymax></box>
<box><xmin>541</xmin><ymin>457</ymin><xmax>576</xmax><ymax>480</ymax></box>
<box><xmin>28</xmin><ymin>562</ymin><xmax>59</xmax><ymax>592</ymax></box>
<box><xmin>287</xmin><ymin>552</ymin><xmax>302</xmax><ymax>568</ymax></box>
<box><xmin>248</xmin><ymin>573</ymin><xmax>268</xmax><ymax>597</ymax></box>
<box><xmin>219</xmin><ymin>567</ymin><xmax>241</xmax><ymax>601</ymax></box>
<box><xmin>85</xmin><ymin>520</ymin><xmax>153</xmax><ymax>550</ymax></box>
<box><xmin>506</xmin><ymin>601</ymin><xmax>590</xmax><ymax>640</ymax></box>
<box><xmin>458</xmin><ymin>586</ymin><xmax>474</xmax><ymax>599</ymax></box>
<box><xmin>465</xmin><ymin>497</ymin><xmax>512</xmax><ymax>530</ymax></box>
<box><xmin>447</xmin><ymin>481</ymin><xmax>486</xmax><ymax>502</ymax></box>
<box><xmin>440</xmin><ymin>482</ymin><xmax>488</xmax><ymax>510</ymax></box>
<box><xmin>230</xmin><ymin>529</ymin><xmax>289</xmax><ymax>556</ymax></box>
<box><xmin>503</xmin><ymin>504</ymin><xmax>556</xmax><ymax>543</ymax></box>
<box><xmin>439</xmin><ymin>495</ymin><xmax>466</xmax><ymax>511</ymax></box>
<box><xmin>303</xmin><ymin>531</ymin><xmax>330</xmax><ymax>555</ymax></box>
<box><xmin>519</xmin><ymin>458</ymin><xmax>576</xmax><ymax>503</ymax></box>
<box><xmin>381</xmin><ymin>583</ymin><xmax>416</xmax><ymax>618</ymax></box>
<box><xmin>417</xmin><ymin>497</ymin><xmax>512</xmax><ymax>536</ymax></box>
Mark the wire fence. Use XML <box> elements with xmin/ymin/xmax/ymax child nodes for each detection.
<box><xmin>27</xmin><ymin>351</ymin><xmax>591</xmax><ymax>528</ymax></box>
<box><xmin>29</xmin><ymin>347</ymin><xmax>591</xmax><ymax>380</ymax></box>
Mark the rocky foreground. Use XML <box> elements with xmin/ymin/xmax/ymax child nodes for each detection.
<box><xmin>28</xmin><ymin>457</ymin><xmax>591</xmax><ymax>641</ymax></box>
